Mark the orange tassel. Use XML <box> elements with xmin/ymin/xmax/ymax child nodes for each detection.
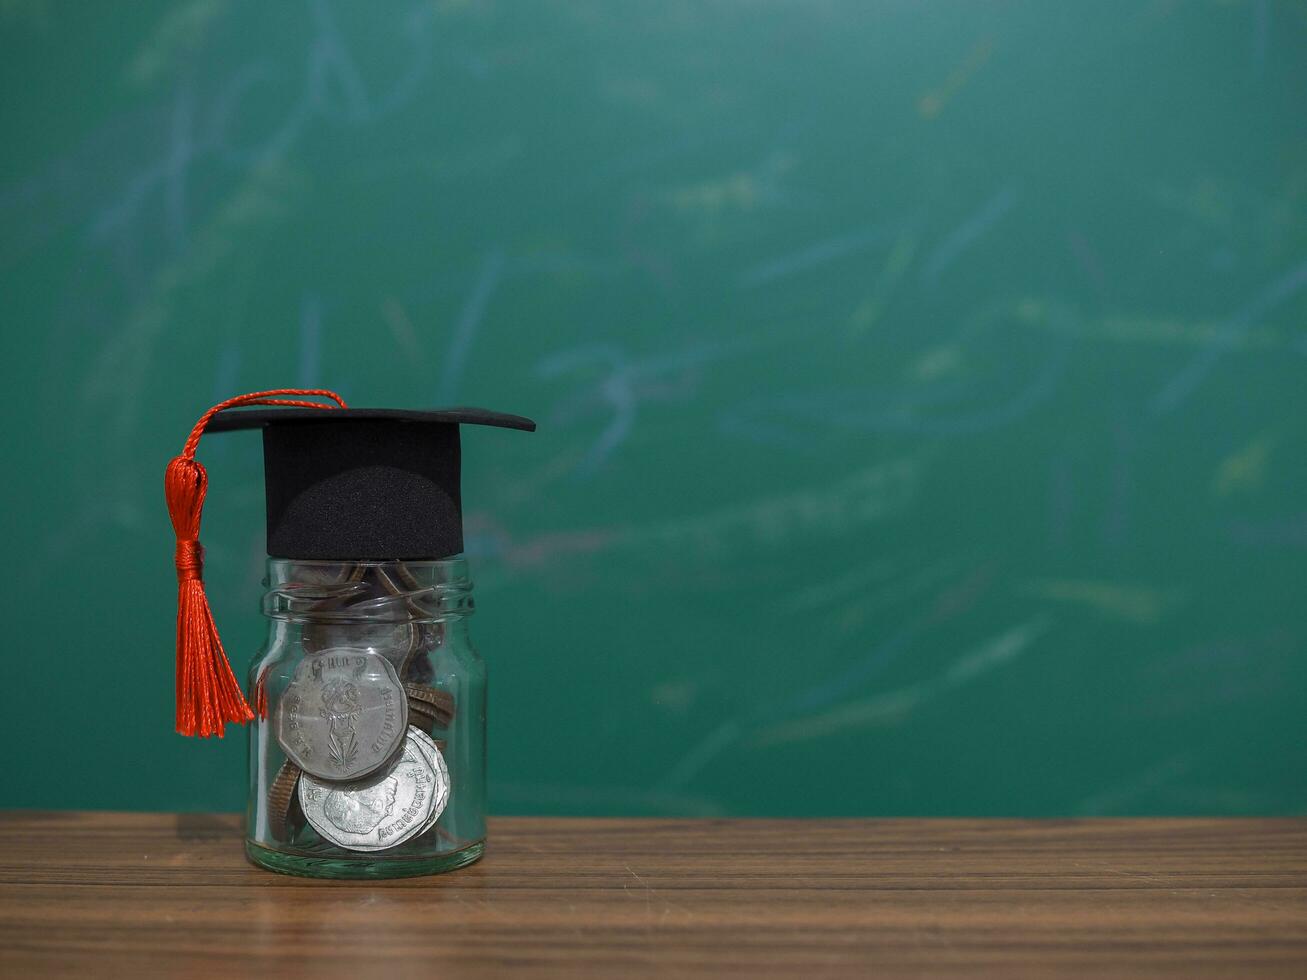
<box><xmin>166</xmin><ymin>388</ymin><xmax>347</xmax><ymax>737</ymax></box>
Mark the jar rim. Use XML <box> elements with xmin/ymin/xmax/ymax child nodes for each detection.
<box><xmin>262</xmin><ymin>557</ymin><xmax>472</xmax><ymax>623</ymax></box>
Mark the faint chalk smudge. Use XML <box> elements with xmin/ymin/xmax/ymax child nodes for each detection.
<box><xmin>212</xmin><ymin>342</ymin><xmax>241</xmax><ymax>401</ymax></box>
<box><xmin>756</xmin><ymin>617</ymin><xmax>1052</xmax><ymax>746</ymax></box>
<box><xmin>438</xmin><ymin>247</ymin><xmax>503</xmax><ymax>403</ymax></box>
<box><xmin>1226</xmin><ymin>512</ymin><xmax>1307</xmax><ymax>549</ymax></box>
<box><xmin>917</xmin><ymin>37</ymin><xmax>994</xmax><ymax>119</ymax></box>
<box><xmin>1078</xmin><ymin>755</ymin><xmax>1194</xmax><ymax>816</ymax></box>
<box><xmin>126</xmin><ymin>0</ymin><xmax>229</xmax><ymax>87</ymax></box>
<box><xmin>1252</xmin><ymin>0</ymin><xmax>1269</xmax><ymax>76</ymax></box>
<box><xmin>298</xmin><ymin>291</ymin><xmax>322</xmax><ymax>385</ymax></box>
<box><xmin>1018</xmin><ymin>579</ymin><xmax>1183</xmax><ymax>624</ymax></box>
<box><xmin>848</xmin><ymin>233</ymin><xmax>919</xmax><ymax>336</ymax></box>
<box><xmin>740</xmin><ymin>223</ymin><xmax>900</xmax><ymax>288</ymax></box>
<box><xmin>784</xmin><ymin>559</ymin><xmax>898</xmax><ymax>613</ymax></box>
<box><xmin>539</xmin><ymin>339</ymin><xmax>754</xmax><ymax>475</ymax></box>
<box><xmin>1213</xmin><ymin>432</ymin><xmax>1276</xmax><ymax>497</ymax></box>
<box><xmin>663</xmin><ymin>721</ymin><xmax>742</xmax><ymax>789</ymax></box>
<box><xmin>919</xmin><ymin>183</ymin><xmax>1020</xmax><ymax>285</ymax></box>
<box><xmin>380</xmin><ymin>296</ymin><xmax>425</xmax><ymax>364</ymax></box>
<box><xmin>1065</xmin><ymin>227</ymin><xmax>1108</xmax><ymax>299</ymax></box>
<box><xmin>1152</xmin><ymin>257</ymin><xmax>1307</xmax><ymax>413</ymax></box>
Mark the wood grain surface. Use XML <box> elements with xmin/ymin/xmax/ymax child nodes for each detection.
<box><xmin>0</xmin><ymin>813</ymin><xmax>1304</xmax><ymax>977</ymax></box>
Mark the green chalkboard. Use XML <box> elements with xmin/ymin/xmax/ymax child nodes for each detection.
<box><xmin>3</xmin><ymin>1</ymin><xmax>1305</xmax><ymax>817</ymax></box>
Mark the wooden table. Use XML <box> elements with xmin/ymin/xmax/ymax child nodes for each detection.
<box><xmin>1</xmin><ymin>813</ymin><xmax>1304</xmax><ymax>977</ymax></box>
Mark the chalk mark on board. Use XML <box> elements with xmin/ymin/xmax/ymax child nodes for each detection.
<box><xmin>740</xmin><ymin>222</ymin><xmax>902</xmax><ymax>288</ymax></box>
<box><xmin>847</xmin><ymin>233</ymin><xmax>919</xmax><ymax>336</ymax></box>
<box><xmin>666</xmin><ymin>149</ymin><xmax>801</xmax><ymax>217</ymax></box>
<box><xmin>87</xmin><ymin>0</ymin><xmax>436</xmax><ymax>256</ymax></box>
<box><xmin>917</xmin><ymin>36</ymin><xmax>994</xmax><ymax>119</ymax></box>
<box><xmin>380</xmin><ymin>296</ymin><xmax>425</xmax><ymax>364</ymax></box>
<box><xmin>1078</xmin><ymin>755</ymin><xmax>1194</xmax><ymax>816</ymax></box>
<box><xmin>663</xmin><ymin>721</ymin><xmax>742</xmax><ymax>789</ymax></box>
<box><xmin>659</xmin><ymin>561</ymin><xmax>1000</xmax><ymax>786</ymax></box>
<box><xmin>212</xmin><ymin>342</ymin><xmax>241</xmax><ymax>402</ymax></box>
<box><xmin>88</xmin><ymin>83</ymin><xmax>198</xmax><ymax>250</ymax></box>
<box><xmin>755</xmin><ymin>617</ymin><xmax>1052</xmax><ymax>746</ymax></box>
<box><xmin>298</xmin><ymin>292</ymin><xmax>323</xmax><ymax>386</ymax></box>
<box><xmin>784</xmin><ymin>559</ymin><xmax>899</xmax><ymax>614</ymax></box>
<box><xmin>438</xmin><ymin>248</ymin><xmax>503</xmax><ymax>403</ymax></box>
<box><xmin>719</xmin><ymin>302</ymin><xmax>1073</xmax><ymax>442</ymax></box>
<box><xmin>791</xmin><ymin>618</ymin><xmax>928</xmax><ymax>717</ymax></box>
<box><xmin>1252</xmin><ymin>0</ymin><xmax>1269</xmax><ymax>76</ymax></box>
<box><xmin>306</xmin><ymin>0</ymin><xmax>371</xmax><ymax>122</ymax></box>
<box><xmin>1226</xmin><ymin>511</ymin><xmax>1307</xmax><ymax>549</ymax></box>
<box><xmin>784</xmin><ymin>562</ymin><xmax>998</xmax><ymax>716</ymax></box>
<box><xmin>538</xmin><ymin>339</ymin><xmax>753</xmax><ymax>476</ymax></box>
<box><xmin>1213</xmin><ymin>431</ymin><xmax>1276</xmax><ymax>498</ymax></box>
<box><xmin>1065</xmin><ymin>227</ymin><xmax>1109</xmax><ymax>300</ymax></box>
<box><xmin>1017</xmin><ymin>579</ymin><xmax>1183</xmax><ymax>625</ymax></box>
<box><xmin>82</xmin><ymin>161</ymin><xmax>299</xmax><ymax>443</ymax></box>
<box><xmin>918</xmin><ymin>182</ymin><xmax>1020</xmax><ymax>286</ymax></box>
<box><xmin>477</xmin><ymin>454</ymin><xmax>924</xmax><ymax>571</ymax></box>
<box><xmin>636</xmin><ymin>456</ymin><xmax>924</xmax><ymax>560</ymax></box>
<box><xmin>126</xmin><ymin>0</ymin><xmax>229</xmax><ymax>88</ymax></box>
<box><xmin>827</xmin><ymin>557</ymin><xmax>966</xmax><ymax>640</ymax></box>
<box><xmin>1152</xmin><ymin>256</ymin><xmax>1307</xmax><ymax>413</ymax></box>
<box><xmin>1101</xmin><ymin>413</ymin><xmax>1135</xmax><ymax>549</ymax></box>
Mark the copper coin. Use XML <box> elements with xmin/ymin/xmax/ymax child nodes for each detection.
<box><xmin>406</xmin><ymin>703</ymin><xmax>448</xmax><ymax>734</ymax></box>
<box><xmin>268</xmin><ymin>761</ymin><xmax>303</xmax><ymax>842</ymax></box>
<box><xmin>291</xmin><ymin>562</ymin><xmax>366</xmax><ymax>588</ymax></box>
<box><xmin>402</xmin><ymin>683</ymin><xmax>456</xmax><ymax>719</ymax></box>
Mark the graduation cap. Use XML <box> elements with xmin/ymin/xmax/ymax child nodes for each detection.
<box><xmin>165</xmin><ymin>389</ymin><xmax>534</xmax><ymax>737</ymax></box>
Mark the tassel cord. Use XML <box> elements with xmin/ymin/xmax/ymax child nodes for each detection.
<box><xmin>166</xmin><ymin>389</ymin><xmax>347</xmax><ymax>737</ymax></box>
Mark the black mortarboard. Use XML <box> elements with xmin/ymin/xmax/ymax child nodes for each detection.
<box><xmin>206</xmin><ymin>407</ymin><xmax>535</xmax><ymax>560</ymax></box>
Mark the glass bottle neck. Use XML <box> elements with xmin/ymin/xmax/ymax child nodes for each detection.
<box><xmin>262</xmin><ymin>558</ymin><xmax>473</xmax><ymax>625</ymax></box>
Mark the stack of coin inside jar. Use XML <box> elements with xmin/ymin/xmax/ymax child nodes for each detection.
<box><xmin>267</xmin><ymin>563</ymin><xmax>457</xmax><ymax>852</ymax></box>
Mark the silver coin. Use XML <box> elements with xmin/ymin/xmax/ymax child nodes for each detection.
<box><xmin>302</xmin><ymin>618</ymin><xmax>419</xmax><ymax>667</ymax></box>
<box><xmin>406</xmin><ymin>726</ymin><xmax>451</xmax><ymax>838</ymax></box>
<box><xmin>276</xmin><ymin>651</ymin><xmax>408</xmax><ymax>781</ymax></box>
<box><xmin>298</xmin><ymin>732</ymin><xmax>438</xmax><ymax>852</ymax></box>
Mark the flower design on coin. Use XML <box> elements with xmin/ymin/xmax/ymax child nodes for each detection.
<box><xmin>275</xmin><ymin>650</ymin><xmax>407</xmax><ymax>781</ymax></box>
<box><xmin>321</xmin><ymin>678</ymin><xmax>361</xmax><ymax>770</ymax></box>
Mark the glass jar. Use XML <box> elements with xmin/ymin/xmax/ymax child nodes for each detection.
<box><xmin>244</xmin><ymin>558</ymin><xmax>485</xmax><ymax>879</ymax></box>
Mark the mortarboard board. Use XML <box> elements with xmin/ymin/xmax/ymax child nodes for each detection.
<box><xmin>205</xmin><ymin>407</ymin><xmax>535</xmax><ymax>561</ymax></box>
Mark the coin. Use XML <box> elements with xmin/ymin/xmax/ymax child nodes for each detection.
<box><xmin>374</xmin><ymin>563</ymin><xmax>429</xmax><ymax>610</ymax></box>
<box><xmin>374</xmin><ymin>564</ymin><xmax>437</xmax><ymax>681</ymax></box>
<box><xmin>302</xmin><ymin>618</ymin><xmax>420</xmax><ymax>665</ymax></box>
<box><xmin>407</xmin><ymin>700</ymin><xmax>440</xmax><ymax>732</ymax></box>
<box><xmin>290</xmin><ymin>562</ymin><xmax>366</xmax><ymax>588</ymax></box>
<box><xmin>299</xmin><ymin>566</ymin><xmax>419</xmax><ymax>663</ymax></box>
<box><xmin>286</xmin><ymin>563</ymin><xmax>369</xmax><ymax>607</ymax></box>
<box><xmin>276</xmin><ymin>651</ymin><xmax>408</xmax><ymax>781</ymax></box>
<box><xmin>403</xmin><ymin>683</ymin><xmax>456</xmax><ymax>721</ymax></box>
<box><xmin>298</xmin><ymin>732</ymin><xmax>439</xmax><ymax>852</ymax></box>
<box><xmin>405</xmin><ymin>727</ymin><xmax>451</xmax><ymax>839</ymax></box>
<box><xmin>267</xmin><ymin>760</ymin><xmax>303</xmax><ymax>842</ymax></box>
<box><xmin>399</xmin><ymin>624</ymin><xmax>437</xmax><ymax>684</ymax></box>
